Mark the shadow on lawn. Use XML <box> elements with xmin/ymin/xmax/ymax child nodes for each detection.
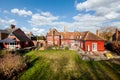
<box><xmin>87</xmin><ymin>61</ymin><xmax>120</xmax><ymax>80</ymax></box>
<box><xmin>27</xmin><ymin>57</ymin><xmax>39</xmax><ymax>69</ymax></box>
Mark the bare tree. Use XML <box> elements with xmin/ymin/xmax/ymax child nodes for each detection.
<box><xmin>99</xmin><ymin>26</ymin><xmax>117</xmax><ymax>41</ymax></box>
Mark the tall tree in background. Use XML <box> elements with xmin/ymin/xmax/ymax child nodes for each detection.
<box><xmin>99</xmin><ymin>26</ymin><xmax>117</xmax><ymax>41</ymax></box>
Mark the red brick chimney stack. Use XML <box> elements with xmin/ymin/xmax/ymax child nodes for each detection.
<box><xmin>116</xmin><ymin>28</ymin><xmax>118</xmax><ymax>41</ymax></box>
<box><xmin>64</xmin><ymin>26</ymin><xmax>66</xmax><ymax>33</ymax></box>
<box><xmin>96</xmin><ymin>30</ymin><xmax>99</xmax><ymax>36</ymax></box>
<box><xmin>10</xmin><ymin>24</ymin><xmax>15</xmax><ymax>29</ymax></box>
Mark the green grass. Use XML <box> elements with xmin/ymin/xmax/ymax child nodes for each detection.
<box><xmin>19</xmin><ymin>50</ymin><xmax>120</xmax><ymax>80</ymax></box>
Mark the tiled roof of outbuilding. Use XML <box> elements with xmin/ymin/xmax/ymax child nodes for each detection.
<box><xmin>82</xmin><ymin>31</ymin><xmax>104</xmax><ymax>40</ymax></box>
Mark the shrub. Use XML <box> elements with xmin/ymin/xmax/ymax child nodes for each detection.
<box><xmin>46</xmin><ymin>46</ymin><xmax>60</xmax><ymax>50</ymax></box>
<box><xmin>0</xmin><ymin>50</ymin><xmax>6</xmax><ymax>56</ymax></box>
<box><xmin>105</xmin><ymin>42</ymin><xmax>120</xmax><ymax>55</ymax></box>
<box><xmin>0</xmin><ymin>54</ymin><xmax>27</xmax><ymax>80</ymax></box>
<box><xmin>65</xmin><ymin>46</ymin><xmax>69</xmax><ymax>50</ymax></box>
<box><xmin>46</xmin><ymin>46</ymin><xmax>53</xmax><ymax>50</ymax></box>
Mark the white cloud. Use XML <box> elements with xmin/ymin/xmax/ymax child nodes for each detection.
<box><xmin>21</xmin><ymin>27</ymin><xmax>45</xmax><ymax>36</ymax></box>
<box><xmin>41</xmin><ymin>12</ymin><xmax>51</xmax><ymax>16</ymax></box>
<box><xmin>73</xmin><ymin>14</ymin><xmax>106</xmax><ymax>22</ymax></box>
<box><xmin>31</xmin><ymin>28</ymin><xmax>45</xmax><ymax>35</ymax></box>
<box><xmin>28</xmin><ymin>0</ymin><xmax>120</xmax><ymax>33</ymax></box>
<box><xmin>6</xmin><ymin>2</ymin><xmax>120</xmax><ymax>34</ymax></box>
<box><xmin>105</xmin><ymin>12</ymin><xmax>119</xmax><ymax>19</ymax></box>
<box><xmin>29</xmin><ymin>11</ymin><xmax>59</xmax><ymax>26</ymax></box>
<box><xmin>76</xmin><ymin>0</ymin><xmax>118</xmax><ymax>11</ymax></box>
<box><xmin>8</xmin><ymin>19</ymin><xmax>16</xmax><ymax>24</ymax></box>
<box><xmin>28</xmin><ymin>10</ymin><xmax>107</xmax><ymax>33</ymax></box>
<box><xmin>0</xmin><ymin>18</ymin><xmax>6</xmax><ymax>25</ymax></box>
<box><xmin>11</xmin><ymin>8</ymin><xmax>32</xmax><ymax>17</ymax></box>
<box><xmin>76</xmin><ymin>0</ymin><xmax>120</xmax><ymax>20</ymax></box>
<box><xmin>72</xmin><ymin>0</ymin><xmax>120</xmax><ymax>32</ymax></box>
<box><xmin>0</xmin><ymin>18</ymin><xmax>17</xmax><ymax>26</ymax></box>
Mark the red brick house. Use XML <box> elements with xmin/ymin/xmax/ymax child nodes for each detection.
<box><xmin>0</xmin><ymin>25</ymin><xmax>34</xmax><ymax>49</ymax></box>
<box><xmin>46</xmin><ymin>28</ymin><xmax>104</xmax><ymax>52</ymax></box>
<box><xmin>46</xmin><ymin>29</ymin><xmax>61</xmax><ymax>46</ymax></box>
<box><xmin>78</xmin><ymin>31</ymin><xmax>104</xmax><ymax>51</ymax></box>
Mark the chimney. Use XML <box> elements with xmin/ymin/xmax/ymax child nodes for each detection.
<box><xmin>64</xmin><ymin>26</ymin><xmax>66</xmax><ymax>33</ymax></box>
<box><xmin>10</xmin><ymin>24</ymin><xmax>15</xmax><ymax>29</ymax></box>
<box><xmin>96</xmin><ymin>30</ymin><xmax>99</xmax><ymax>36</ymax></box>
<box><xmin>116</xmin><ymin>28</ymin><xmax>118</xmax><ymax>41</ymax></box>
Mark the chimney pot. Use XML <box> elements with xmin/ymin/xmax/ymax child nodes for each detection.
<box><xmin>10</xmin><ymin>24</ymin><xmax>15</xmax><ymax>29</ymax></box>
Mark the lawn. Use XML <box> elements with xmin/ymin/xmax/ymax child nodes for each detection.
<box><xmin>19</xmin><ymin>50</ymin><xmax>120</xmax><ymax>80</ymax></box>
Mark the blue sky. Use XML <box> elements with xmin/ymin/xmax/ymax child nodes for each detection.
<box><xmin>0</xmin><ymin>0</ymin><xmax>120</xmax><ymax>35</ymax></box>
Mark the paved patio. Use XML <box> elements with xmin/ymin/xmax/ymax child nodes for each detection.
<box><xmin>70</xmin><ymin>45</ymin><xmax>120</xmax><ymax>61</ymax></box>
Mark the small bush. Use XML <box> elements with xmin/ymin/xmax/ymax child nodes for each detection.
<box><xmin>0</xmin><ymin>54</ymin><xmax>27</xmax><ymax>80</ymax></box>
<box><xmin>65</xmin><ymin>46</ymin><xmax>69</xmax><ymax>50</ymax></box>
<box><xmin>46</xmin><ymin>46</ymin><xmax>53</xmax><ymax>50</ymax></box>
<box><xmin>46</xmin><ymin>46</ymin><xmax>60</xmax><ymax>50</ymax></box>
<box><xmin>105</xmin><ymin>42</ymin><xmax>120</xmax><ymax>55</ymax></box>
<box><xmin>0</xmin><ymin>50</ymin><xmax>7</xmax><ymax>56</ymax></box>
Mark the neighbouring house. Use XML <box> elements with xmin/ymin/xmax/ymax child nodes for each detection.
<box><xmin>0</xmin><ymin>30</ymin><xmax>9</xmax><ymax>40</ymax></box>
<box><xmin>0</xmin><ymin>30</ymin><xmax>9</xmax><ymax>49</ymax></box>
<box><xmin>26</xmin><ymin>32</ymin><xmax>36</xmax><ymax>40</ymax></box>
<box><xmin>112</xmin><ymin>29</ymin><xmax>120</xmax><ymax>41</ymax></box>
<box><xmin>26</xmin><ymin>32</ymin><xmax>46</xmax><ymax>48</ymax></box>
<box><xmin>0</xmin><ymin>24</ymin><xmax>34</xmax><ymax>49</ymax></box>
<box><xmin>46</xmin><ymin>28</ymin><xmax>104</xmax><ymax>52</ymax></box>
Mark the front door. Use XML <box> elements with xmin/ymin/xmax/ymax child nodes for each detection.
<box><xmin>87</xmin><ymin>45</ymin><xmax>90</xmax><ymax>51</ymax></box>
<box><xmin>92</xmin><ymin>43</ymin><xmax>97</xmax><ymax>51</ymax></box>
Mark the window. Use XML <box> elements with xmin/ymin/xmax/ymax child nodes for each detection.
<box><xmin>26</xmin><ymin>41</ymin><xmax>28</xmax><ymax>45</ymax></box>
<box><xmin>87</xmin><ymin>45</ymin><xmax>90</xmax><ymax>51</ymax></box>
<box><xmin>54</xmin><ymin>36</ymin><xmax>59</xmax><ymax>39</ymax></box>
<box><xmin>55</xmin><ymin>41</ymin><xmax>57</xmax><ymax>44</ymax></box>
<box><xmin>80</xmin><ymin>36</ymin><xmax>82</xmax><ymax>39</ymax></box>
<box><xmin>92</xmin><ymin>43</ymin><xmax>97</xmax><ymax>51</ymax></box>
<box><xmin>81</xmin><ymin>42</ymin><xmax>83</xmax><ymax>48</ymax></box>
<box><xmin>48</xmin><ymin>41</ymin><xmax>52</xmax><ymax>44</ymax></box>
<box><xmin>77</xmin><ymin>36</ymin><xmax>79</xmax><ymax>39</ymax></box>
<box><xmin>61</xmin><ymin>35</ymin><xmax>63</xmax><ymax>39</ymax></box>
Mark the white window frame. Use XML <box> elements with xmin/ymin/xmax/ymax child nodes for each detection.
<box><xmin>81</xmin><ymin>42</ymin><xmax>83</xmax><ymax>48</ymax></box>
<box><xmin>92</xmin><ymin>43</ymin><xmax>97</xmax><ymax>51</ymax></box>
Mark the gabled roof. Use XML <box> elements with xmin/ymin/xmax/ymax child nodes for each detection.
<box><xmin>12</xmin><ymin>28</ymin><xmax>31</xmax><ymax>42</ymax></box>
<box><xmin>5</xmin><ymin>27</ymin><xmax>18</xmax><ymax>33</ymax></box>
<box><xmin>82</xmin><ymin>31</ymin><xmax>104</xmax><ymax>40</ymax></box>
<box><xmin>47</xmin><ymin>28</ymin><xmax>104</xmax><ymax>41</ymax></box>
<box><xmin>0</xmin><ymin>25</ymin><xmax>32</xmax><ymax>42</ymax></box>
<box><xmin>47</xmin><ymin>29</ymin><xmax>60</xmax><ymax>36</ymax></box>
<box><xmin>0</xmin><ymin>38</ymin><xmax>15</xmax><ymax>43</ymax></box>
<box><xmin>0</xmin><ymin>29</ymin><xmax>9</xmax><ymax>34</ymax></box>
<box><xmin>60</xmin><ymin>32</ymin><xmax>81</xmax><ymax>39</ymax></box>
